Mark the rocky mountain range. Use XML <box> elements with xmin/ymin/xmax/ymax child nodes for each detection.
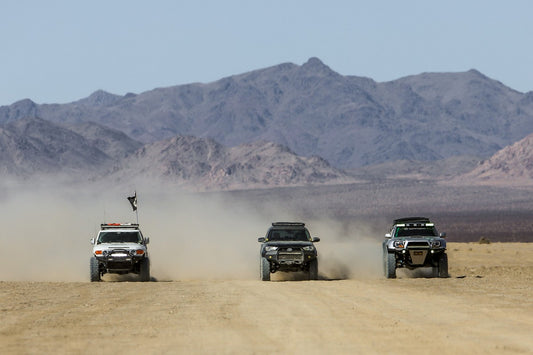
<box><xmin>0</xmin><ymin>116</ymin><xmax>346</xmax><ymax>189</ymax></box>
<box><xmin>2</xmin><ymin>57</ymin><xmax>533</xmax><ymax>188</ymax></box>
<box><xmin>110</xmin><ymin>136</ymin><xmax>348</xmax><ymax>190</ymax></box>
<box><xmin>2</xmin><ymin>58</ymin><xmax>533</xmax><ymax>172</ymax></box>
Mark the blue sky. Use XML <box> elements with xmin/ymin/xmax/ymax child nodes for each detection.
<box><xmin>1</xmin><ymin>0</ymin><xmax>532</xmax><ymax>106</ymax></box>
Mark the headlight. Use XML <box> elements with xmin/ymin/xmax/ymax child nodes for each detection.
<box><xmin>265</xmin><ymin>246</ymin><xmax>278</xmax><ymax>252</ymax></box>
<box><xmin>431</xmin><ymin>240</ymin><xmax>441</xmax><ymax>248</ymax></box>
<box><xmin>303</xmin><ymin>246</ymin><xmax>315</xmax><ymax>251</ymax></box>
<box><xmin>393</xmin><ymin>240</ymin><xmax>405</xmax><ymax>248</ymax></box>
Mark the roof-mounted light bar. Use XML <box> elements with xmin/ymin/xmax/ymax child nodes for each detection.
<box><xmin>100</xmin><ymin>223</ymin><xmax>139</xmax><ymax>229</ymax></box>
<box><xmin>272</xmin><ymin>222</ymin><xmax>305</xmax><ymax>227</ymax></box>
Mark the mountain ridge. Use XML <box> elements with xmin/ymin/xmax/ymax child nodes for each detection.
<box><xmin>0</xmin><ymin>116</ymin><xmax>348</xmax><ymax>190</ymax></box>
<box><xmin>2</xmin><ymin>58</ymin><xmax>533</xmax><ymax>170</ymax></box>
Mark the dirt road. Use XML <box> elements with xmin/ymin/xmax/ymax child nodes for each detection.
<box><xmin>1</xmin><ymin>243</ymin><xmax>532</xmax><ymax>354</ymax></box>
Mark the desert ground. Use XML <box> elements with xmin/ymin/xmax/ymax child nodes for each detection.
<box><xmin>1</xmin><ymin>242</ymin><xmax>532</xmax><ymax>354</ymax></box>
<box><xmin>1</xmin><ymin>180</ymin><xmax>532</xmax><ymax>354</ymax></box>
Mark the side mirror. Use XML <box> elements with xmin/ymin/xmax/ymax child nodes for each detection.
<box><xmin>144</xmin><ymin>237</ymin><xmax>150</xmax><ymax>244</ymax></box>
<box><xmin>439</xmin><ymin>232</ymin><xmax>446</xmax><ymax>238</ymax></box>
<box><xmin>385</xmin><ymin>233</ymin><xmax>392</xmax><ymax>239</ymax></box>
<box><xmin>258</xmin><ymin>237</ymin><xmax>265</xmax><ymax>243</ymax></box>
<box><xmin>312</xmin><ymin>237</ymin><xmax>320</xmax><ymax>243</ymax></box>
<box><xmin>90</xmin><ymin>238</ymin><xmax>95</xmax><ymax>245</ymax></box>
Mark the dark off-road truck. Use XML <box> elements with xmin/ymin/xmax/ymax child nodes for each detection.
<box><xmin>383</xmin><ymin>217</ymin><xmax>448</xmax><ymax>278</ymax></box>
<box><xmin>258</xmin><ymin>222</ymin><xmax>320</xmax><ymax>281</ymax></box>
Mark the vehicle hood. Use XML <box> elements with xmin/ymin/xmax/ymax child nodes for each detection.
<box><xmin>263</xmin><ymin>241</ymin><xmax>314</xmax><ymax>247</ymax></box>
<box><xmin>394</xmin><ymin>236</ymin><xmax>445</xmax><ymax>242</ymax></box>
<box><xmin>93</xmin><ymin>243</ymin><xmax>146</xmax><ymax>251</ymax></box>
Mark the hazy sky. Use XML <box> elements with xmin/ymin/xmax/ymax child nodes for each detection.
<box><xmin>1</xmin><ymin>0</ymin><xmax>532</xmax><ymax>106</ymax></box>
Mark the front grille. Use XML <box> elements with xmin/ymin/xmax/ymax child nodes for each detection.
<box><xmin>108</xmin><ymin>249</ymin><xmax>129</xmax><ymax>255</ymax></box>
<box><xmin>278</xmin><ymin>250</ymin><xmax>304</xmax><ymax>262</ymax></box>
<box><xmin>107</xmin><ymin>261</ymin><xmax>133</xmax><ymax>270</ymax></box>
<box><xmin>406</xmin><ymin>241</ymin><xmax>429</xmax><ymax>248</ymax></box>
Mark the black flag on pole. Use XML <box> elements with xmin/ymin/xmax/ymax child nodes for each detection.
<box><xmin>127</xmin><ymin>192</ymin><xmax>137</xmax><ymax>211</ymax></box>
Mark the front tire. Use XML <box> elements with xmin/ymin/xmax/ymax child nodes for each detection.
<box><xmin>139</xmin><ymin>258</ymin><xmax>150</xmax><ymax>282</ymax></box>
<box><xmin>384</xmin><ymin>252</ymin><xmax>396</xmax><ymax>279</ymax></box>
<box><xmin>90</xmin><ymin>257</ymin><xmax>100</xmax><ymax>282</ymax></box>
<box><xmin>260</xmin><ymin>257</ymin><xmax>270</xmax><ymax>281</ymax></box>
<box><xmin>308</xmin><ymin>258</ymin><xmax>318</xmax><ymax>280</ymax></box>
<box><xmin>438</xmin><ymin>253</ymin><xmax>448</xmax><ymax>278</ymax></box>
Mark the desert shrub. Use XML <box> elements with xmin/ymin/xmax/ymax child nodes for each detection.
<box><xmin>478</xmin><ymin>237</ymin><xmax>491</xmax><ymax>244</ymax></box>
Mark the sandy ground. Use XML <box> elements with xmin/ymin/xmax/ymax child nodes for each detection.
<box><xmin>1</xmin><ymin>242</ymin><xmax>532</xmax><ymax>354</ymax></box>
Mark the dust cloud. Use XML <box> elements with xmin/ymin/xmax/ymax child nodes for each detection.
<box><xmin>308</xmin><ymin>219</ymin><xmax>383</xmax><ymax>280</ymax></box>
<box><xmin>0</xmin><ymin>178</ymin><xmax>384</xmax><ymax>282</ymax></box>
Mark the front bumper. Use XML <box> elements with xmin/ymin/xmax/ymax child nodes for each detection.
<box><xmin>393</xmin><ymin>248</ymin><xmax>446</xmax><ymax>268</ymax></box>
<box><xmin>95</xmin><ymin>254</ymin><xmax>146</xmax><ymax>272</ymax></box>
<box><xmin>263</xmin><ymin>249</ymin><xmax>317</xmax><ymax>272</ymax></box>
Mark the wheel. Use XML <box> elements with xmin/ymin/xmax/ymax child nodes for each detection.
<box><xmin>308</xmin><ymin>258</ymin><xmax>318</xmax><ymax>280</ymax></box>
<box><xmin>438</xmin><ymin>253</ymin><xmax>448</xmax><ymax>278</ymax></box>
<box><xmin>260</xmin><ymin>257</ymin><xmax>270</xmax><ymax>281</ymax></box>
<box><xmin>139</xmin><ymin>258</ymin><xmax>150</xmax><ymax>282</ymax></box>
<box><xmin>90</xmin><ymin>257</ymin><xmax>100</xmax><ymax>282</ymax></box>
<box><xmin>384</xmin><ymin>252</ymin><xmax>396</xmax><ymax>279</ymax></box>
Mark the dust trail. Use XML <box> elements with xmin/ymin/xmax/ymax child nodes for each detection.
<box><xmin>0</xmin><ymin>178</ymin><xmax>385</xmax><ymax>281</ymax></box>
<box><xmin>306</xmin><ymin>219</ymin><xmax>384</xmax><ymax>280</ymax></box>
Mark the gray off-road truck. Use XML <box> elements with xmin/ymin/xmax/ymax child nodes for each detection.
<box><xmin>258</xmin><ymin>222</ymin><xmax>320</xmax><ymax>281</ymax></box>
<box><xmin>383</xmin><ymin>217</ymin><xmax>448</xmax><ymax>278</ymax></box>
<box><xmin>90</xmin><ymin>223</ymin><xmax>150</xmax><ymax>282</ymax></box>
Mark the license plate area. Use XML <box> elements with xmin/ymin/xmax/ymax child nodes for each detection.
<box><xmin>408</xmin><ymin>249</ymin><xmax>428</xmax><ymax>265</ymax></box>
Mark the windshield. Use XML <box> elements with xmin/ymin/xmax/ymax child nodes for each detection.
<box><xmin>97</xmin><ymin>231</ymin><xmax>141</xmax><ymax>244</ymax></box>
<box><xmin>268</xmin><ymin>229</ymin><xmax>310</xmax><ymax>241</ymax></box>
<box><xmin>395</xmin><ymin>227</ymin><xmax>437</xmax><ymax>238</ymax></box>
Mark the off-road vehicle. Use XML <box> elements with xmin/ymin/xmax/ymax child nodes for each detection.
<box><xmin>90</xmin><ymin>223</ymin><xmax>150</xmax><ymax>282</ymax></box>
<box><xmin>383</xmin><ymin>217</ymin><xmax>448</xmax><ymax>278</ymax></box>
<box><xmin>258</xmin><ymin>222</ymin><xmax>320</xmax><ymax>281</ymax></box>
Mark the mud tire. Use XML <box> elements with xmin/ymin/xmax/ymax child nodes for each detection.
<box><xmin>140</xmin><ymin>258</ymin><xmax>150</xmax><ymax>282</ymax></box>
<box><xmin>385</xmin><ymin>252</ymin><xmax>397</xmax><ymax>279</ymax></box>
<box><xmin>438</xmin><ymin>253</ymin><xmax>449</xmax><ymax>278</ymax></box>
<box><xmin>260</xmin><ymin>257</ymin><xmax>271</xmax><ymax>281</ymax></box>
<box><xmin>308</xmin><ymin>258</ymin><xmax>319</xmax><ymax>280</ymax></box>
<box><xmin>90</xmin><ymin>257</ymin><xmax>101</xmax><ymax>282</ymax></box>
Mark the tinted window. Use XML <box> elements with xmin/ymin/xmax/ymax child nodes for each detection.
<box><xmin>268</xmin><ymin>229</ymin><xmax>310</xmax><ymax>241</ymax></box>
<box><xmin>395</xmin><ymin>227</ymin><xmax>437</xmax><ymax>237</ymax></box>
<box><xmin>98</xmin><ymin>231</ymin><xmax>141</xmax><ymax>243</ymax></box>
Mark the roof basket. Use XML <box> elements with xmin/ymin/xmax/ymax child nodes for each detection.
<box><xmin>393</xmin><ymin>217</ymin><xmax>430</xmax><ymax>225</ymax></box>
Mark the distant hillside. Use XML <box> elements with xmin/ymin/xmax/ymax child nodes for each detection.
<box><xmin>0</xmin><ymin>117</ymin><xmax>112</xmax><ymax>176</ymax></box>
<box><xmin>2</xmin><ymin>58</ymin><xmax>532</xmax><ymax>169</ymax></box>
<box><xmin>109</xmin><ymin>136</ymin><xmax>349</xmax><ymax>190</ymax></box>
<box><xmin>456</xmin><ymin>132</ymin><xmax>533</xmax><ymax>185</ymax></box>
<box><xmin>0</xmin><ymin>116</ymin><xmax>348</xmax><ymax>190</ymax></box>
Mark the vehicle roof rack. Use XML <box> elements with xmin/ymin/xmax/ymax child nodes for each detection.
<box><xmin>393</xmin><ymin>217</ymin><xmax>430</xmax><ymax>225</ymax></box>
<box><xmin>100</xmin><ymin>223</ymin><xmax>140</xmax><ymax>230</ymax></box>
<box><xmin>272</xmin><ymin>222</ymin><xmax>305</xmax><ymax>227</ymax></box>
